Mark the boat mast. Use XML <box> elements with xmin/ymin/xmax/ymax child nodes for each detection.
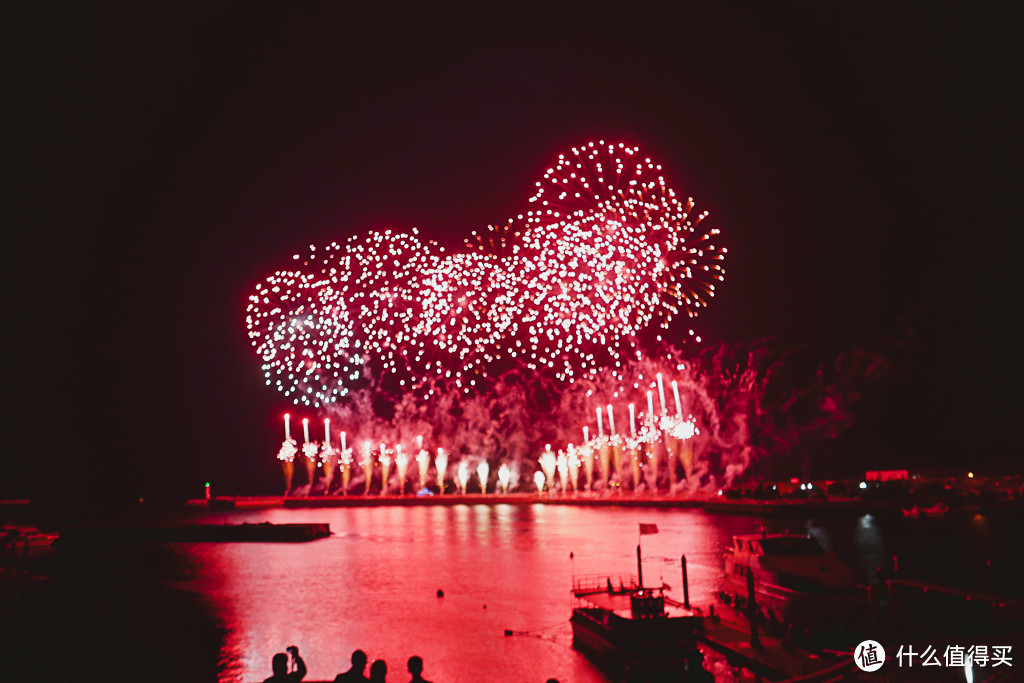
<box><xmin>637</xmin><ymin>543</ymin><xmax>643</xmax><ymax>588</ymax></box>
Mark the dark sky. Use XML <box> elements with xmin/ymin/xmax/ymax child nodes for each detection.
<box><xmin>3</xmin><ymin>2</ymin><xmax>1021</xmax><ymax>507</ymax></box>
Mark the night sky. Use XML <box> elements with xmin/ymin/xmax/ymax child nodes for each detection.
<box><xmin>4</xmin><ymin>3</ymin><xmax>1021</xmax><ymax>510</ymax></box>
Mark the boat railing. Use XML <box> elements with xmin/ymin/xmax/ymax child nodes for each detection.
<box><xmin>572</xmin><ymin>574</ymin><xmax>639</xmax><ymax>596</ymax></box>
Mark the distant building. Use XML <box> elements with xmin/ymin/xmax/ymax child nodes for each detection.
<box><xmin>865</xmin><ymin>469</ymin><xmax>909</xmax><ymax>482</ymax></box>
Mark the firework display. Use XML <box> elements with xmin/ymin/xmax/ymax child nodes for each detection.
<box><xmin>273</xmin><ymin>373</ymin><xmax>703</xmax><ymax>496</ymax></box>
<box><xmin>245</xmin><ymin>142</ymin><xmax>806</xmax><ymax>497</ymax></box>
<box><xmin>246</xmin><ymin>142</ymin><xmax>725</xmax><ymax>406</ymax></box>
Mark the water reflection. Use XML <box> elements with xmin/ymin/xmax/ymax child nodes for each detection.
<box><xmin>171</xmin><ymin>505</ymin><xmax>1024</xmax><ymax>682</ymax></box>
<box><xmin>182</xmin><ymin>506</ymin><xmax>747</xmax><ymax>681</ymax></box>
<box><xmin>852</xmin><ymin>514</ymin><xmax>888</xmax><ymax>582</ymax></box>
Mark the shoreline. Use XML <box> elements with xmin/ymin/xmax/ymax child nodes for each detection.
<box><xmin>183</xmin><ymin>493</ymin><xmax>1020</xmax><ymax>516</ymax></box>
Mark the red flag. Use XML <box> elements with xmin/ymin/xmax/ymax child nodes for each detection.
<box><xmin>639</xmin><ymin>523</ymin><xmax>659</xmax><ymax>535</ymax></box>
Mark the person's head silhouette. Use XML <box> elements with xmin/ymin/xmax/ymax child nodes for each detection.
<box><xmin>271</xmin><ymin>653</ymin><xmax>289</xmax><ymax>677</ymax></box>
<box><xmin>351</xmin><ymin>649</ymin><xmax>368</xmax><ymax>670</ymax></box>
<box><xmin>408</xmin><ymin>656</ymin><xmax>423</xmax><ymax>674</ymax></box>
<box><xmin>370</xmin><ymin>659</ymin><xmax>387</xmax><ymax>681</ymax></box>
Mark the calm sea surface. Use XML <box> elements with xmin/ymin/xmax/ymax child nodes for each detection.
<box><xmin>175</xmin><ymin>505</ymin><xmax>1023</xmax><ymax>682</ymax></box>
<box><xmin>5</xmin><ymin>504</ymin><xmax>1022</xmax><ymax>682</ymax></box>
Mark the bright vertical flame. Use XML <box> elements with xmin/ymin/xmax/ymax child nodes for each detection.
<box><xmin>540</xmin><ymin>444</ymin><xmax>557</xmax><ymax>491</ymax></box>
<box><xmin>497</xmin><ymin>463</ymin><xmax>511</xmax><ymax>493</ymax></box>
<box><xmin>435</xmin><ymin>448</ymin><xmax>448</xmax><ymax>494</ymax></box>
<box><xmin>656</xmin><ymin>373</ymin><xmax>666</xmax><ymax>414</ymax></box>
<box><xmin>476</xmin><ymin>460</ymin><xmax>490</xmax><ymax>493</ymax></box>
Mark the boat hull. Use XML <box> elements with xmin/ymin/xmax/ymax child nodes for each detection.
<box><xmin>571</xmin><ymin>606</ymin><xmax>702</xmax><ymax>662</ymax></box>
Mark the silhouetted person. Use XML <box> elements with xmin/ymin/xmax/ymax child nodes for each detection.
<box><xmin>265</xmin><ymin>646</ymin><xmax>306</xmax><ymax>683</ymax></box>
<box><xmin>369</xmin><ymin>659</ymin><xmax>387</xmax><ymax>683</ymax></box>
<box><xmin>335</xmin><ymin>649</ymin><xmax>370</xmax><ymax>682</ymax></box>
<box><xmin>407</xmin><ymin>656</ymin><xmax>434</xmax><ymax>683</ymax></box>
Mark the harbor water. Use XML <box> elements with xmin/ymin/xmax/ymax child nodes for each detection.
<box><xmin>4</xmin><ymin>504</ymin><xmax>1023</xmax><ymax>682</ymax></box>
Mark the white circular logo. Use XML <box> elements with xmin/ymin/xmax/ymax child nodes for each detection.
<box><xmin>855</xmin><ymin>640</ymin><xmax>886</xmax><ymax>672</ymax></box>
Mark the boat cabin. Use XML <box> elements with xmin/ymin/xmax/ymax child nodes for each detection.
<box><xmin>725</xmin><ymin>533</ymin><xmax>858</xmax><ymax>593</ymax></box>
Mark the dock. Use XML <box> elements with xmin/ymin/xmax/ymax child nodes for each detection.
<box><xmin>58</xmin><ymin>522</ymin><xmax>331</xmax><ymax>544</ymax></box>
<box><xmin>699</xmin><ymin>618</ymin><xmax>854</xmax><ymax>681</ymax></box>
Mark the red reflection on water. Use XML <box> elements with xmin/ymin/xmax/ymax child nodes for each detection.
<box><xmin>184</xmin><ymin>506</ymin><xmax>749</xmax><ymax>682</ymax></box>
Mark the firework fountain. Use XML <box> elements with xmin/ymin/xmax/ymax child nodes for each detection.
<box><xmin>301</xmin><ymin>418</ymin><xmax>318</xmax><ymax>490</ymax></box>
<box><xmin>338</xmin><ymin>431</ymin><xmax>352</xmax><ymax>495</ymax></box>
<box><xmin>539</xmin><ymin>445</ymin><xmax>557</xmax><ymax>493</ymax></box>
<box><xmin>416</xmin><ymin>439</ymin><xmax>430</xmax><ymax>491</ymax></box>
<box><xmin>556</xmin><ymin>451</ymin><xmax>569</xmax><ymax>493</ymax></box>
<box><xmin>476</xmin><ymin>460</ymin><xmax>489</xmax><ymax>494</ymax></box>
<box><xmin>394</xmin><ymin>445</ymin><xmax>409</xmax><ymax>494</ymax></box>
<box><xmin>359</xmin><ymin>443</ymin><xmax>373</xmax><ymax>495</ymax></box>
<box><xmin>435</xmin><ymin>448</ymin><xmax>448</xmax><ymax>494</ymax></box>
<box><xmin>378</xmin><ymin>445</ymin><xmax>391</xmax><ymax>496</ymax></box>
<box><xmin>278</xmin><ymin>413</ymin><xmax>297</xmax><ymax>493</ymax></box>
<box><xmin>568</xmin><ymin>444</ymin><xmax>580</xmax><ymax>492</ymax></box>
<box><xmin>581</xmin><ymin>428</ymin><xmax>594</xmax><ymax>491</ymax></box>
<box><xmin>320</xmin><ymin>418</ymin><xmax>336</xmax><ymax>494</ymax></box>
<box><xmin>497</xmin><ymin>463</ymin><xmax>511</xmax><ymax>493</ymax></box>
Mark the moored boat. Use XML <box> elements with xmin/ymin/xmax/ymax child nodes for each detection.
<box><xmin>571</xmin><ymin>572</ymin><xmax>709</xmax><ymax>680</ymax></box>
<box><xmin>717</xmin><ymin>533</ymin><xmax>868</xmax><ymax>647</ymax></box>
<box><xmin>2</xmin><ymin>525</ymin><xmax>59</xmax><ymax>558</ymax></box>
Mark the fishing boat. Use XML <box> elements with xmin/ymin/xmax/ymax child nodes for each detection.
<box><xmin>571</xmin><ymin>574</ymin><xmax>703</xmax><ymax>656</ymax></box>
<box><xmin>717</xmin><ymin>533</ymin><xmax>868</xmax><ymax>646</ymax></box>
<box><xmin>570</xmin><ymin>537</ymin><xmax>709</xmax><ymax>680</ymax></box>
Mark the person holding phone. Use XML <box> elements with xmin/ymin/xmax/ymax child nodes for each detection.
<box><xmin>265</xmin><ymin>645</ymin><xmax>307</xmax><ymax>682</ymax></box>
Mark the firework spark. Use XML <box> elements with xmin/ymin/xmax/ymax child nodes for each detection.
<box><xmin>246</xmin><ymin>142</ymin><xmax>725</xmax><ymax>405</ymax></box>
